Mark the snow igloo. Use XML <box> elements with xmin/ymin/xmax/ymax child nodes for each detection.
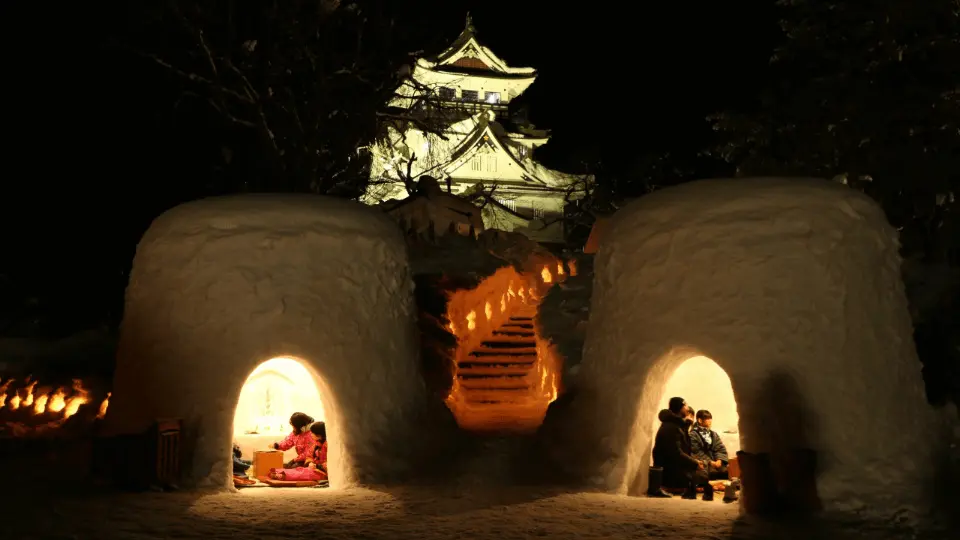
<box><xmin>546</xmin><ymin>178</ymin><xmax>939</xmax><ymax>517</ymax></box>
<box><xmin>102</xmin><ymin>195</ymin><xmax>428</xmax><ymax>489</ymax></box>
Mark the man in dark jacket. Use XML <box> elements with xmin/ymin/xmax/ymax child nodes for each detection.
<box><xmin>690</xmin><ymin>409</ymin><xmax>730</xmax><ymax>480</ymax></box>
<box><xmin>652</xmin><ymin>397</ymin><xmax>704</xmax><ymax>492</ymax></box>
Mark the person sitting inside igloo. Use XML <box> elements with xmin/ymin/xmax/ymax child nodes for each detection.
<box><xmin>272</xmin><ymin>412</ymin><xmax>316</xmax><ymax>468</ymax></box>
<box><xmin>304</xmin><ymin>421</ymin><xmax>328</xmax><ymax>475</ymax></box>
<box><xmin>650</xmin><ymin>397</ymin><xmax>706</xmax><ymax>498</ymax></box>
<box><xmin>690</xmin><ymin>409</ymin><xmax>730</xmax><ymax>481</ymax></box>
<box><xmin>233</xmin><ymin>442</ymin><xmax>252</xmax><ymax>476</ymax></box>
<box><xmin>267</xmin><ymin>421</ymin><xmax>329</xmax><ymax>484</ymax></box>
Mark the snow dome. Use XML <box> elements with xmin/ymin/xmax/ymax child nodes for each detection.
<box><xmin>102</xmin><ymin>195</ymin><xmax>427</xmax><ymax>489</ymax></box>
<box><xmin>542</xmin><ymin>178</ymin><xmax>939</xmax><ymax>517</ymax></box>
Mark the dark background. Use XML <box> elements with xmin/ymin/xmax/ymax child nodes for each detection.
<box><xmin>1</xmin><ymin>0</ymin><xmax>776</xmax><ymax>334</ymax></box>
<box><xmin>1</xmin><ymin>0</ymin><xmax>956</xmax><ymax>403</ymax></box>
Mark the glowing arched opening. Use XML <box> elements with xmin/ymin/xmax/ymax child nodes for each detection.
<box><xmin>233</xmin><ymin>357</ymin><xmax>326</xmax><ymax>466</ymax></box>
<box><xmin>651</xmin><ymin>355</ymin><xmax>740</xmax><ymax>462</ymax></box>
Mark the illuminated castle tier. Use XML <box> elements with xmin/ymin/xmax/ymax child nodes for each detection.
<box><xmin>366</xmin><ymin>14</ymin><xmax>589</xmax><ymax>243</ymax></box>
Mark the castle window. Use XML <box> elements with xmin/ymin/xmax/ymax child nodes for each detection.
<box><xmin>471</xmin><ymin>156</ymin><xmax>482</xmax><ymax>171</ymax></box>
<box><xmin>484</xmin><ymin>92</ymin><xmax>501</xmax><ymax>104</ymax></box>
<box><xmin>496</xmin><ymin>198</ymin><xmax>518</xmax><ymax>212</ymax></box>
<box><xmin>438</xmin><ymin>87</ymin><xmax>455</xmax><ymax>100</ymax></box>
<box><xmin>487</xmin><ymin>156</ymin><xmax>498</xmax><ymax>172</ymax></box>
<box><xmin>461</xmin><ymin>89</ymin><xmax>479</xmax><ymax>102</ymax></box>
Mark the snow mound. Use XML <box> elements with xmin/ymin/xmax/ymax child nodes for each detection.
<box><xmin>380</xmin><ymin>176</ymin><xmax>484</xmax><ymax>241</ymax></box>
<box><xmin>539</xmin><ymin>178</ymin><xmax>941</xmax><ymax>520</ymax></box>
<box><xmin>102</xmin><ymin>195</ymin><xmax>434</xmax><ymax>489</ymax></box>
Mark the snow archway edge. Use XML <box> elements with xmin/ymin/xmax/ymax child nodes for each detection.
<box><xmin>102</xmin><ymin>194</ymin><xmax>429</xmax><ymax>490</ymax></box>
<box><xmin>232</xmin><ymin>356</ymin><xmax>344</xmax><ymax>485</ymax></box>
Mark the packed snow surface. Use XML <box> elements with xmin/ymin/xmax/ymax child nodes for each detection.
<box><xmin>540</xmin><ymin>178</ymin><xmax>941</xmax><ymax>520</ymax></box>
<box><xmin>4</xmin><ymin>486</ymin><xmax>931</xmax><ymax>540</ymax></box>
<box><xmin>103</xmin><ymin>195</ymin><xmax>435</xmax><ymax>490</ymax></box>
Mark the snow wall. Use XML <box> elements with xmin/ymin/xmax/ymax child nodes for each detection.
<box><xmin>102</xmin><ymin>195</ymin><xmax>431</xmax><ymax>489</ymax></box>
<box><xmin>539</xmin><ymin>178</ymin><xmax>941</xmax><ymax>518</ymax></box>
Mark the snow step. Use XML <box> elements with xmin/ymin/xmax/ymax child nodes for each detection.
<box><xmin>461</xmin><ymin>391</ymin><xmax>534</xmax><ymax>403</ymax></box>
<box><xmin>508</xmin><ymin>316</ymin><xmax>533</xmax><ymax>322</ymax></box>
<box><xmin>457</xmin><ymin>378</ymin><xmax>531</xmax><ymax>390</ymax></box>
<box><xmin>457</xmin><ymin>372</ymin><xmax>528</xmax><ymax>380</ymax></box>
<box><xmin>456</xmin><ymin>366</ymin><xmax>533</xmax><ymax>376</ymax></box>
<box><xmin>470</xmin><ymin>347</ymin><xmax>537</xmax><ymax>358</ymax></box>
<box><xmin>480</xmin><ymin>340</ymin><xmax>536</xmax><ymax>349</ymax></box>
<box><xmin>469</xmin><ymin>351</ymin><xmax>537</xmax><ymax>360</ymax></box>
<box><xmin>493</xmin><ymin>330</ymin><xmax>535</xmax><ymax>337</ymax></box>
<box><xmin>501</xmin><ymin>322</ymin><xmax>533</xmax><ymax>329</ymax></box>
<box><xmin>471</xmin><ymin>346</ymin><xmax>535</xmax><ymax>356</ymax></box>
<box><xmin>462</xmin><ymin>396</ymin><xmax>535</xmax><ymax>406</ymax></box>
<box><xmin>458</xmin><ymin>362</ymin><xmax>535</xmax><ymax>371</ymax></box>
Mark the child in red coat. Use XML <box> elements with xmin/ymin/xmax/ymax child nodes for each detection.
<box><xmin>272</xmin><ymin>412</ymin><xmax>315</xmax><ymax>468</ymax></box>
<box><xmin>306</xmin><ymin>421</ymin><xmax>328</xmax><ymax>474</ymax></box>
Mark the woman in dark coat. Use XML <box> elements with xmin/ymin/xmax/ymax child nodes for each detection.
<box><xmin>652</xmin><ymin>398</ymin><xmax>703</xmax><ymax>489</ymax></box>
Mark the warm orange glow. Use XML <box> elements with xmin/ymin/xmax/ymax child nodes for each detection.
<box><xmin>466</xmin><ymin>310</ymin><xmax>477</xmax><ymax>330</ymax></box>
<box><xmin>653</xmin><ymin>355</ymin><xmax>741</xmax><ymax>457</ymax></box>
<box><xmin>557</xmin><ymin>262</ymin><xmax>564</xmax><ymax>276</ymax></box>
<box><xmin>536</xmin><ymin>337</ymin><xmax>562</xmax><ymax>404</ymax></box>
<box><xmin>567</xmin><ymin>259</ymin><xmax>578</xmax><ymax>277</ymax></box>
<box><xmin>63</xmin><ymin>380</ymin><xmax>90</xmax><ymax>419</ymax></box>
<box><xmin>443</xmin><ymin>260</ymin><xmax>565</xmax><ymax>433</ymax></box>
<box><xmin>22</xmin><ymin>380</ymin><xmax>36</xmax><ymax>407</ymax></box>
<box><xmin>97</xmin><ymin>392</ymin><xmax>111</xmax><ymax>419</ymax></box>
<box><xmin>33</xmin><ymin>393</ymin><xmax>49</xmax><ymax>414</ymax></box>
<box><xmin>0</xmin><ymin>377</ymin><xmax>103</xmax><ymax>430</ymax></box>
<box><xmin>233</xmin><ymin>357</ymin><xmax>325</xmax><ymax>461</ymax></box>
<box><xmin>48</xmin><ymin>388</ymin><xmax>67</xmax><ymax>413</ymax></box>
<box><xmin>234</xmin><ymin>357</ymin><xmax>325</xmax><ymax>437</ymax></box>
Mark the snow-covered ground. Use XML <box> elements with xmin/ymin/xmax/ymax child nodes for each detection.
<box><xmin>5</xmin><ymin>485</ymin><xmax>935</xmax><ymax>540</ymax></box>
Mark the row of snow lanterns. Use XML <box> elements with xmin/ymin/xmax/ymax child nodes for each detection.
<box><xmin>0</xmin><ymin>378</ymin><xmax>110</xmax><ymax>421</ymax></box>
<box><xmin>448</xmin><ymin>262</ymin><xmax>568</xmax><ymax>337</ymax></box>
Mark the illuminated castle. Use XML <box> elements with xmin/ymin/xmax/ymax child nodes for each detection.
<box><xmin>366</xmin><ymin>15</ymin><xmax>589</xmax><ymax>243</ymax></box>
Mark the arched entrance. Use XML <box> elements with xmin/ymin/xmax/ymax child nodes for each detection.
<box><xmin>232</xmin><ymin>357</ymin><xmax>329</xmax><ymax>483</ymax></box>
<box><xmin>651</xmin><ymin>355</ymin><xmax>740</xmax><ymax>459</ymax></box>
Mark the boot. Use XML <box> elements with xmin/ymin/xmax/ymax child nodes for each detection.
<box><xmin>646</xmin><ymin>467</ymin><xmax>673</xmax><ymax>498</ymax></box>
<box><xmin>681</xmin><ymin>480</ymin><xmax>698</xmax><ymax>500</ymax></box>
<box><xmin>723</xmin><ymin>478</ymin><xmax>740</xmax><ymax>503</ymax></box>
<box><xmin>702</xmin><ymin>482</ymin><xmax>714</xmax><ymax>501</ymax></box>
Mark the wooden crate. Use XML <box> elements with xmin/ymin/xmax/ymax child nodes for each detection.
<box><xmin>93</xmin><ymin>418</ymin><xmax>181</xmax><ymax>490</ymax></box>
<box><xmin>253</xmin><ymin>450</ymin><xmax>284</xmax><ymax>478</ymax></box>
<box><xmin>728</xmin><ymin>456</ymin><xmax>740</xmax><ymax>479</ymax></box>
<box><xmin>153</xmin><ymin>419</ymin><xmax>181</xmax><ymax>488</ymax></box>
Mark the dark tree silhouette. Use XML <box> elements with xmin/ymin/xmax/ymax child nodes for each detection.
<box><xmin>706</xmin><ymin>0</ymin><xmax>960</xmax><ymax>404</ymax></box>
<box><xmin>123</xmin><ymin>0</ymin><xmax>453</xmax><ymax>198</ymax></box>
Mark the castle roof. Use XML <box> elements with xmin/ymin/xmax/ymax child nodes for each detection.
<box><xmin>418</xmin><ymin>14</ymin><xmax>537</xmax><ymax>79</ymax></box>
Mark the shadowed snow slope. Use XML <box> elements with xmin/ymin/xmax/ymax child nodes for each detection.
<box><xmin>102</xmin><ymin>195</ymin><xmax>439</xmax><ymax>489</ymax></box>
<box><xmin>539</xmin><ymin>178</ymin><xmax>943</xmax><ymax>521</ymax></box>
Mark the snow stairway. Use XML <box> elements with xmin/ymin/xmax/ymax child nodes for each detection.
<box><xmin>454</xmin><ymin>306</ymin><xmax>545</xmax><ymax>432</ymax></box>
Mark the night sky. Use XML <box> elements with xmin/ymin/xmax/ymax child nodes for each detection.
<box><xmin>2</xmin><ymin>1</ymin><xmax>779</xmax><ymax>336</ymax></box>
